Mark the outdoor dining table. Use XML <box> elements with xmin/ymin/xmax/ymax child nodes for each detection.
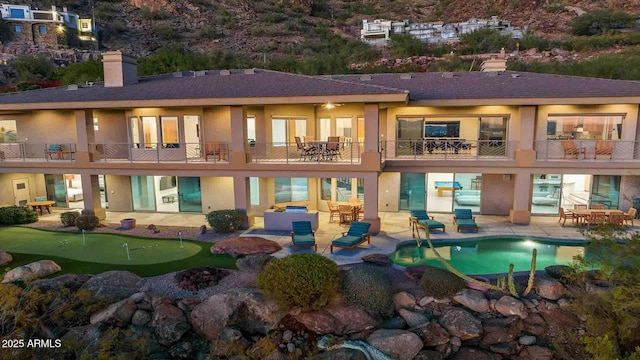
<box><xmin>567</xmin><ymin>208</ymin><xmax>623</xmax><ymax>225</ymax></box>
<box><xmin>307</xmin><ymin>140</ymin><xmax>339</xmax><ymax>161</ymax></box>
<box><xmin>25</xmin><ymin>200</ymin><xmax>56</xmax><ymax>215</ymax></box>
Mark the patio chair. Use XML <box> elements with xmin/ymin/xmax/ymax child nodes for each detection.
<box><xmin>590</xmin><ymin>204</ymin><xmax>606</xmax><ymax>210</ymax></box>
<box><xmin>594</xmin><ymin>141</ymin><xmax>613</xmax><ymax>160</ymax></box>
<box><xmin>291</xmin><ymin>221</ymin><xmax>317</xmax><ymax>251</ymax></box>
<box><xmin>205</xmin><ymin>142</ymin><xmax>228</xmax><ymax>161</ymax></box>
<box><xmin>574</xmin><ymin>204</ymin><xmax>588</xmax><ymax>210</ymax></box>
<box><xmin>585</xmin><ymin>211</ymin><xmax>607</xmax><ymax>230</ymax></box>
<box><xmin>624</xmin><ymin>208</ymin><xmax>637</xmax><ymax>226</ymax></box>
<box><xmin>327</xmin><ymin>201</ymin><xmax>340</xmax><ymax>223</ymax></box>
<box><xmin>46</xmin><ymin>144</ymin><xmax>63</xmax><ymax>159</ymax></box>
<box><xmin>608</xmin><ymin>212</ymin><xmax>625</xmax><ymax>226</ymax></box>
<box><xmin>338</xmin><ymin>204</ymin><xmax>353</xmax><ymax>224</ymax></box>
<box><xmin>453</xmin><ymin>208</ymin><xmax>478</xmax><ymax>233</ymax></box>
<box><xmin>409</xmin><ymin>209</ymin><xmax>445</xmax><ymax>233</ymax></box>
<box><xmin>295</xmin><ymin>136</ymin><xmax>315</xmax><ymax>161</ymax></box>
<box><xmin>330</xmin><ymin>221</ymin><xmax>371</xmax><ymax>253</ymax></box>
<box><xmin>325</xmin><ymin>136</ymin><xmax>342</xmax><ymax>161</ymax></box>
<box><xmin>561</xmin><ymin>140</ymin><xmax>586</xmax><ymax>159</ymax></box>
<box><xmin>558</xmin><ymin>207</ymin><xmax>573</xmax><ymax>226</ymax></box>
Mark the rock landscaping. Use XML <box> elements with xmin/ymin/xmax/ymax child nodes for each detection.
<box><xmin>210</xmin><ymin>236</ymin><xmax>282</xmax><ymax>257</ymax></box>
<box><xmin>1</xmin><ymin>259</ymin><xmax>60</xmax><ymax>283</ymax></box>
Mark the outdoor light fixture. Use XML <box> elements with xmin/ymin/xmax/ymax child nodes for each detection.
<box><xmin>321</xmin><ymin>102</ymin><xmax>343</xmax><ymax>109</ymax></box>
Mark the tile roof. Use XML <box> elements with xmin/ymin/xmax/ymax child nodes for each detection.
<box><xmin>0</xmin><ymin>69</ymin><xmax>406</xmax><ymax>104</ymax></box>
<box><xmin>332</xmin><ymin>71</ymin><xmax>640</xmax><ymax>100</ymax></box>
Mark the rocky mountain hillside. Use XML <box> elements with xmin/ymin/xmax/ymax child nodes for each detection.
<box><xmin>7</xmin><ymin>0</ymin><xmax>638</xmax><ymax>59</ymax></box>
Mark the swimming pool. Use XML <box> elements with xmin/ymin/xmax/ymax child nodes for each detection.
<box><xmin>391</xmin><ymin>236</ymin><xmax>588</xmax><ymax>275</ymax></box>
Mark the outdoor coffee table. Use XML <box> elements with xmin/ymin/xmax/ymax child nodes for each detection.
<box><xmin>25</xmin><ymin>200</ymin><xmax>56</xmax><ymax>215</ymax></box>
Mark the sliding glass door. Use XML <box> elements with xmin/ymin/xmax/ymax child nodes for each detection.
<box><xmin>45</xmin><ymin>174</ymin><xmax>67</xmax><ymax>207</ymax></box>
<box><xmin>399</xmin><ymin>173</ymin><xmax>425</xmax><ymax>211</ymax></box>
<box><xmin>131</xmin><ymin>176</ymin><xmax>156</xmax><ymax>211</ymax></box>
<box><xmin>178</xmin><ymin>177</ymin><xmax>202</xmax><ymax>213</ymax></box>
<box><xmin>272</xmin><ymin>118</ymin><xmax>306</xmax><ymax>145</ymax></box>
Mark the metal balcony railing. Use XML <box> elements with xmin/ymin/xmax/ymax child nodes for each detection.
<box><xmin>0</xmin><ymin>142</ymin><xmax>76</xmax><ymax>162</ymax></box>
<box><xmin>535</xmin><ymin>140</ymin><xmax>639</xmax><ymax>161</ymax></box>
<box><xmin>89</xmin><ymin>142</ymin><xmax>229</xmax><ymax>164</ymax></box>
<box><xmin>247</xmin><ymin>141</ymin><xmax>362</xmax><ymax>164</ymax></box>
<box><xmin>381</xmin><ymin>140</ymin><xmax>517</xmax><ymax>160</ymax></box>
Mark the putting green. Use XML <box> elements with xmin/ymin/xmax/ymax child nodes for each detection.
<box><xmin>0</xmin><ymin>227</ymin><xmax>201</xmax><ymax>265</ymax></box>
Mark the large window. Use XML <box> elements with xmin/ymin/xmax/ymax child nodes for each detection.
<box><xmin>319</xmin><ymin>118</ymin><xmax>330</xmax><ymax>141</ymax></box>
<box><xmin>425</xmin><ymin>121</ymin><xmax>460</xmax><ymax>138</ymax></box>
<box><xmin>0</xmin><ymin>120</ymin><xmax>18</xmax><ymax>142</ymax></box>
<box><xmin>546</xmin><ymin>115</ymin><xmax>623</xmax><ymax>140</ymax></box>
<box><xmin>274</xmin><ymin>178</ymin><xmax>308</xmax><ymax>203</ymax></box>
<box><xmin>321</xmin><ymin>178</ymin><xmax>363</xmax><ymax>202</ymax></box>
<box><xmin>247</xmin><ymin>116</ymin><xmax>256</xmax><ymax>142</ymax></box>
<box><xmin>142</xmin><ymin>117</ymin><xmax>158</xmax><ymax>148</ymax></box>
<box><xmin>250</xmin><ymin>177</ymin><xmax>260</xmax><ymax>205</ymax></box>
<box><xmin>160</xmin><ymin>116</ymin><xmax>179</xmax><ymax>148</ymax></box>
<box><xmin>272</xmin><ymin>118</ymin><xmax>306</xmax><ymax>145</ymax></box>
<box><xmin>336</xmin><ymin>117</ymin><xmax>352</xmax><ymax>143</ymax></box>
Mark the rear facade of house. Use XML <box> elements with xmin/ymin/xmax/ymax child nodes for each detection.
<box><xmin>1</xmin><ymin>51</ymin><xmax>640</xmax><ymax>233</ymax></box>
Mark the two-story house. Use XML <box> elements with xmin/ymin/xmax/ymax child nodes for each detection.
<box><xmin>1</xmin><ymin>51</ymin><xmax>640</xmax><ymax>234</ymax></box>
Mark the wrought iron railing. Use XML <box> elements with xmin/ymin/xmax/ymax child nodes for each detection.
<box><xmin>381</xmin><ymin>140</ymin><xmax>516</xmax><ymax>160</ymax></box>
<box><xmin>247</xmin><ymin>141</ymin><xmax>362</xmax><ymax>164</ymax></box>
<box><xmin>0</xmin><ymin>142</ymin><xmax>76</xmax><ymax>162</ymax></box>
<box><xmin>535</xmin><ymin>140</ymin><xmax>639</xmax><ymax>161</ymax></box>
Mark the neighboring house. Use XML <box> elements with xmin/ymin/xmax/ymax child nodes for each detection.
<box><xmin>361</xmin><ymin>16</ymin><xmax>524</xmax><ymax>45</ymax></box>
<box><xmin>0</xmin><ymin>3</ymin><xmax>97</xmax><ymax>47</ymax></box>
<box><xmin>0</xmin><ymin>52</ymin><xmax>639</xmax><ymax>234</ymax></box>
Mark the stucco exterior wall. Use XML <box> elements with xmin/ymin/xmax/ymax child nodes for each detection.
<box><xmin>203</xmin><ymin>106</ymin><xmax>231</xmax><ymax>143</ymax></box>
<box><xmin>201</xmin><ymin>176</ymin><xmax>235</xmax><ymax>212</ymax></box>
<box><xmin>94</xmin><ymin>110</ymin><xmax>128</xmax><ymax>143</ymax></box>
<box><xmin>0</xmin><ymin>110</ymin><xmax>76</xmax><ymax>143</ymax></box>
<box><xmin>0</xmin><ymin>173</ymin><xmax>45</xmax><ymax>205</ymax></box>
<box><xmin>378</xmin><ymin>172</ymin><xmax>401</xmax><ymax>212</ymax></box>
<box><xmin>105</xmin><ymin>175</ymin><xmax>133</xmax><ymax>211</ymax></box>
<box><xmin>481</xmin><ymin>173</ymin><xmax>515</xmax><ymax>215</ymax></box>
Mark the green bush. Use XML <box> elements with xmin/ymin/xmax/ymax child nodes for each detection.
<box><xmin>545</xmin><ymin>265</ymin><xmax>574</xmax><ymax>280</ymax></box>
<box><xmin>389</xmin><ymin>34</ymin><xmax>426</xmax><ymax>58</ymax></box>
<box><xmin>139</xmin><ymin>6</ymin><xmax>170</xmax><ymax>20</ymax></box>
<box><xmin>569</xmin><ymin>9</ymin><xmax>636</xmax><ymax>36</ymax></box>
<box><xmin>419</xmin><ymin>266</ymin><xmax>466</xmax><ymax>299</ymax></box>
<box><xmin>75</xmin><ymin>215</ymin><xmax>99</xmax><ymax>231</ymax></box>
<box><xmin>0</xmin><ymin>206</ymin><xmax>38</xmax><ymax>225</ymax></box>
<box><xmin>460</xmin><ymin>28</ymin><xmax>516</xmax><ymax>55</ymax></box>
<box><xmin>341</xmin><ymin>265</ymin><xmax>393</xmax><ymax>317</ymax></box>
<box><xmin>257</xmin><ymin>253</ymin><xmax>340</xmax><ymax>310</ymax></box>
<box><xmin>60</xmin><ymin>211</ymin><xmax>80</xmax><ymax>227</ymax></box>
<box><xmin>154</xmin><ymin>23</ymin><xmax>181</xmax><ymax>41</ymax></box>
<box><xmin>206</xmin><ymin>209</ymin><xmax>242</xmax><ymax>233</ymax></box>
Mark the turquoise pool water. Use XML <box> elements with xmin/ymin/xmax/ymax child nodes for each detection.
<box><xmin>391</xmin><ymin>237</ymin><xmax>587</xmax><ymax>275</ymax></box>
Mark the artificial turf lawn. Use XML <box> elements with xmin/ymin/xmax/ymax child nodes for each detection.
<box><xmin>0</xmin><ymin>227</ymin><xmax>236</xmax><ymax>277</ymax></box>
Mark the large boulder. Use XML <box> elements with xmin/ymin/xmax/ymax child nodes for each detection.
<box><xmin>392</xmin><ymin>291</ymin><xmax>416</xmax><ymax>312</ymax></box>
<box><xmin>361</xmin><ymin>253</ymin><xmax>392</xmax><ymax>267</ymax></box>
<box><xmin>2</xmin><ymin>260</ymin><xmax>61</xmax><ymax>283</ymax></box>
<box><xmin>482</xmin><ymin>316</ymin><xmax>524</xmax><ymax>345</ymax></box>
<box><xmin>61</xmin><ymin>324</ymin><xmax>103</xmax><ymax>347</ymax></box>
<box><xmin>317</xmin><ymin>348</ymin><xmax>367</xmax><ymax>360</ymax></box>
<box><xmin>495</xmin><ymin>296</ymin><xmax>528</xmax><ymax>319</ymax></box>
<box><xmin>151</xmin><ymin>300</ymin><xmax>190</xmax><ymax>346</ymax></box>
<box><xmin>190</xmin><ymin>288</ymin><xmax>283</xmax><ymax>341</ymax></box>
<box><xmin>294</xmin><ymin>310</ymin><xmax>340</xmax><ymax>335</ymax></box>
<box><xmin>517</xmin><ymin>345</ymin><xmax>553</xmax><ymax>360</ymax></box>
<box><xmin>416</xmin><ymin>321</ymin><xmax>450</xmax><ymax>347</ymax></box>
<box><xmin>439</xmin><ymin>308</ymin><xmax>482</xmax><ymax>340</ymax></box>
<box><xmin>132</xmin><ymin>310</ymin><xmax>152</xmax><ymax>326</ymax></box>
<box><xmin>451</xmin><ymin>347</ymin><xmax>501</xmax><ymax>360</ymax></box>
<box><xmin>29</xmin><ymin>274</ymin><xmax>92</xmax><ymax>292</ymax></box>
<box><xmin>534</xmin><ymin>277</ymin><xmax>566</xmax><ymax>300</ymax></box>
<box><xmin>90</xmin><ymin>299</ymin><xmax>136</xmax><ymax>327</ymax></box>
<box><xmin>0</xmin><ymin>250</ymin><xmax>12</xmax><ymax>266</ymax></box>
<box><xmin>367</xmin><ymin>329</ymin><xmax>423</xmax><ymax>360</ymax></box>
<box><xmin>453</xmin><ymin>289</ymin><xmax>490</xmax><ymax>313</ymax></box>
<box><xmin>210</xmin><ymin>237</ymin><xmax>282</xmax><ymax>257</ymax></box>
<box><xmin>81</xmin><ymin>271</ymin><xmax>143</xmax><ymax>300</ymax></box>
<box><xmin>398</xmin><ymin>309</ymin><xmax>429</xmax><ymax>328</ymax></box>
<box><xmin>324</xmin><ymin>297</ymin><xmax>378</xmax><ymax>334</ymax></box>
<box><xmin>523</xmin><ymin>313</ymin><xmax>548</xmax><ymax>336</ymax></box>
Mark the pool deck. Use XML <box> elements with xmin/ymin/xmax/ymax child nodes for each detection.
<box><xmin>36</xmin><ymin>210</ymin><xmax>627</xmax><ymax>266</ymax></box>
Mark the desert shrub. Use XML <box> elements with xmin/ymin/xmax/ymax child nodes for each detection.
<box><xmin>154</xmin><ymin>23</ymin><xmax>181</xmax><ymax>41</ymax></box>
<box><xmin>389</xmin><ymin>34</ymin><xmax>426</xmax><ymax>58</ymax></box>
<box><xmin>569</xmin><ymin>9</ymin><xmax>636</xmax><ymax>36</ymax></box>
<box><xmin>236</xmin><ymin>254</ymin><xmax>276</xmax><ymax>273</ymax></box>
<box><xmin>60</xmin><ymin>211</ymin><xmax>80</xmax><ymax>227</ymax></box>
<box><xmin>75</xmin><ymin>214</ymin><xmax>99</xmax><ymax>231</ymax></box>
<box><xmin>196</xmin><ymin>25</ymin><xmax>221</xmax><ymax>40</ymax></box>
<box><xmin>460</xmin><ymin>28</ymin><xmax>516</xmax><ymax>54</ymax></box>
<box><xmin>257</xmin><ymin>253</ymin><xmax>340</xmax><ymax>310</ymax></box>
<box><xmin>206</xmin><ymin>209</ymin><xmax>242</xmax><ymax>233</ymax></box>
<box><xmin>544</xmin><ymin>265</ymin><xmax>574</xmax><ymax>280</ymax></box>
<box><xmin>139</xmin><ymin>6</ymin><xmax>170</xmax><ymax>20</ymax></box>
<box><xmin>419</xmin><ymin>265</ymin><xmax>466</xmax><ymax>299</ymax></box>
<box><xmin>0</xmin><ymin>206</ymin><xmax>38</xmax><ymax>225</ymax></box>
<box><xmin>341</xmin><ymin>265</ymin><xmax>393</xmax><ymax>317</ymax></box>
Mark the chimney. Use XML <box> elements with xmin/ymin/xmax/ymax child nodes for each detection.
<box><xmin>102</xmin><ymin>51</ymin><xmax>138</xmax><ymax>87</ymax></box>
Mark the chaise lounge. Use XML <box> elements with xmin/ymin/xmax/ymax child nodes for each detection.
<box><xmin>330</xmin><ymin>221</ymin><xmax>371</xmax><ymax>253</ymax></box>
<box><xmin>409</xmin><ymin>209</ymin><xmax>445</xmax><ymax>232</ymax></box>
<box><xmin>291</xmin><ymin>221</ymin><xmax>317</xmax><ymax>251</ymax></box>
<box><xmin>453</xmin><ymin>208</ymin><xmax>478</xmax><ymax>233</ymax></box>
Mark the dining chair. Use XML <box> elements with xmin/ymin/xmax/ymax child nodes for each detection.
<box><xmin>327</xmin><ymin>201</ymin><xmax>340</xmax><ymax>223</ymax></box>
<box><xmin>574</xmin><ymin>204</ymin><xmax>588</xmax><ymax>210</ymax></box>
<box><xmin>608</xmin><ymin>212</ymin><xmax>625</xmax><ymax>226</ymax></box>
<box><xmin>586</xmin><ymin>211</ymin><xmax>607</xmax><ymax>230</ymax></box>
<box><xmin>326</xmin><ymin>136</ymin><xmax>342</xmax><ymax>161</ymax></box>
<box><xmin>624</xmin><ymin>208</ymin><xmax>637</xmax><ymax>226</ymax></box>
<box><xmin>295</xmin><ymin>136</ymin><xmax>315</xmax><ymax>161</ymax></box>
<box><xmin>338</xmin><ymin>204</ymin><xmax>352</xmax><ymax>224</ymax></box>
<box><xmin>590</xmin><ymin>204</ymin><xmax>606</xmax><ymax>210</ymax></box>
<box><xmin>558</xmin><ymin>207</ymin><xmax>573</xmax><ymax>226</ymax></box>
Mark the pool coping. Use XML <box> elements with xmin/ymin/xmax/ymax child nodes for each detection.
<box><xmin>394</xmin><ymin>234</ymin><xmax>590</xmax><ymax>251</ymax></box>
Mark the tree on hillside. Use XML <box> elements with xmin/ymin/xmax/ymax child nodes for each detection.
<box><xmin>389</xmin><ymin>34</ymin><xmax>426</xmax><ymax>58</ymax></box>
<box><xmin>459</xmin><ymin>28</ymin><xmax>516</xmax><ymax>55</ymax></box>
<box><xmin>10</xmin><ymin>55</ymin><xmax>55</xmax><ymax>82</ymax></box>
<box><xmin>569</xmin><ymin>9</ymin><xmax>637</xmax><ymax>36</ymax></box>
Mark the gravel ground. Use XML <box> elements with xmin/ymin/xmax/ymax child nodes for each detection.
<box><xmin>24</xmin><ymin>219</ymin><xmax>236</xmax><ymax>243</ymax></box>
<box><xmin>140</xmin><ymin>270</ymin><xmax>258</xmax><ymax>300</ymax></box>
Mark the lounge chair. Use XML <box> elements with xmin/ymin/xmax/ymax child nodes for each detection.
<box><xmin>409</xmin><ymin>209</ymin><xmax>445</xmax><ymax>232</ymax></box>
<box><xmin>561</xmin><ymin>140</ymin><xmax>586</xmax><ymax>159</ymax></box>
<box><xmin>330</xmin><ymin>221</ymin><xmax>371</xmax><ymax>253</ymax></box>
<box><xmin>453</xmin><ymin>208</ymin><xmax>478</xmax><ymax>233</ymax></box>
<box><xmin>594</xmin><ymin>141</ymin><xmax>613</xmax><ymax>160</ymax></box>
<box><xmin>291</xmin><ymin>221</ymin><xmax>317</xmax><ymax>251</ymax></box>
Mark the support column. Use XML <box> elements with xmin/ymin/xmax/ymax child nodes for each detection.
<box><xmin>229</xmin><ymin>106</ymin><xmax>248</xmax><ymax>166</ymax></box>
<box><xmin>363</xmin><ymin>172</ymin><xmax>380</xmax><ymax>234</ymax></box>
<box><xmin>509</xmin><ymin>173</ymin><xmax>532</xmax><ymax>224</ymax></box>
<box><xmin>75</xmin><ymin>109</ymin><xmax>95</xmax><ymax>164</ymax></box>
<box><xmin>233</xmin><ymin>176</ymin><xmax>254</xmax><ymax>229</ymax></box>
<box><xmin>361</xmin><ymin>103</ymin><xmax>381</xmax><ymax>167</ymax></box>
<box><xmin>80</xmin><ymin>173</ymin><xmax>105</xmax><ymax>220</ymax></box>
<box><xmin>514</xmin><ymin>106</ymin><xmax>536</xmax><ymax>166</ymax></box>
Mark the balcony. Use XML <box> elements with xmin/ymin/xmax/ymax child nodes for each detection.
<box><xmin>0</xmin><ymin>143</ymin><xmax>76</xmax><ymax>162</ymax></box>
<box><xmin>89</xmin><ymin>142</ymin><xmax>229</xmax><ymax>164</ymax></box>
<box><xmin>381</xmin><ymin>140</ymin><xmax>517</xmax><ymax>161</ymax></box>
<box><xmin>535</xmin><ymin>140</ymin><xmax>640</xmax><ymax>161</ymax></box>
<box><xmin>247</xmin><ymin>142</ymin><xmax>362</xmax><ymax>165</ymax></box>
